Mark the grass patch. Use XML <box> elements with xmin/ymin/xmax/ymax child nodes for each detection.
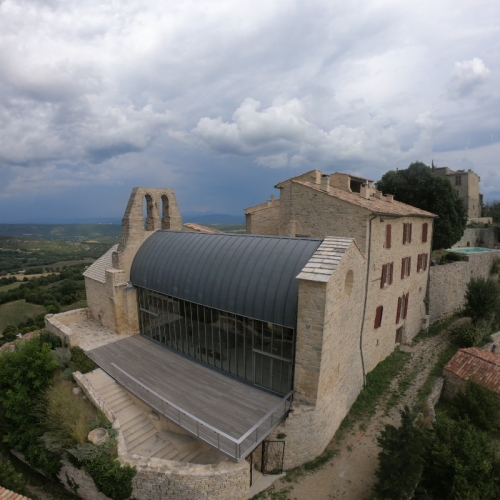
<box><xmin>417</xmin><ymin>343</ymin><xmax>459</xmax><ymax>407</ymax></box>
<box><xmin>0</xmin><ymin>281</ymin><xmax>22</xmax><ymax>292</ymax></box>
<box><xmin>251</xmin><ymin>486</ymin><xmax>293</xmax><ymax>500</ymax></box>
<box><xmin>303</xmin><ymin>448</ymin><xmax>337</xmax><ymax>472</ymax></box>
<box><xmin>336</xmin><ymin>349</ymin><xmax>411</xmax><ymax>438</ymax></box>
<box><xmin>0</xmin><ymin>299</ymin><xmax>46</xmax><ymax>331</ymax></box>
<box><xmin>49</xmin><ymin>258</ymin><xmax>95</xmax><ymax>269</ymax></box>
<box><xmin>412</xmin><ymin>315</ymin><xmax>457</xmax><ymax>344</ymax></box>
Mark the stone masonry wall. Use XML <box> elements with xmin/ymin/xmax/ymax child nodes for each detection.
<box><xmin>427</xmin><ymin>250</ymin><xmax>500</xmax><ymax>323</ymax></box>
<box><xmin>452</xmin><ymin>227</ymin><xmax>495</xmax><ymax>249</ymax></box>
<box><xmin>362</xmin><ymin>216</ymin><xmax>432</xmax><ymax>373</ymax></box>
<box><xmin>85</xmin><ymin>277</ymin><xmax>116</xmax><ymax>332</ymax></box>
<box><xmin>245</xmin><ymin>203</ymin><xmax>280</xmax><ymax>235</ymax></box>
<box><xmin>275</xmin><ymin>243</ymin><xmax>366</xmax><ymax>469</ymax></box>
<box><xmin>44</xmin><ymin>308</ymin><xmax>90</xmax><ymax>346</ymax></box>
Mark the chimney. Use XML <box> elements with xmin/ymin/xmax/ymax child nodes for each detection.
<box><xmin>267</xmin><ymin>194</ymin><xmax>275</xmax><ymax>207</ymax></box>
<box><xmin>374</xmin><ymin>190</ymin><xmax>382</xmax><ymax>199</ymax></box>
<box><xmin>360</xmin><ymin>184</ymin><xmax>370</xmax><ymax>199</ymax></box>
<box><xmin>315</xmin><ymin>171</ymin><xmax>322</xmax><ymax>184</ymax></box>
<box><xmin>321</xmin><ymin>174</ymin><xmax>330</xmax><ymax>192</ymax></box>
<box><xmin>386</xmin><ymin>194</ymin><xmax>394</xmax><ymax>203</ymax></box>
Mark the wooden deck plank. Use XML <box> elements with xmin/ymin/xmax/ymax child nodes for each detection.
<box><xmin>88</xmin><ymin>335</ymin><xmax>282</xmax><ymax>439</ymax></box>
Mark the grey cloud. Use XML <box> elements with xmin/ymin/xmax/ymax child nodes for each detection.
<box><xmin>448</xmin><ymin>58</ymin><xmax>491</xmax><ymax>100</ymax></box>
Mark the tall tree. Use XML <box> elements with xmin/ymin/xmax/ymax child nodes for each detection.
<box><xmin>376</xmin><ymin>162</ymin><xmax>467</xmax><ymax>250</ymax></box>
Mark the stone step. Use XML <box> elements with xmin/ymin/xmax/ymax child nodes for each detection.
<box><xmin>132</xmin><ymin>434</ymin><xmax>176</xmax><ymax>458</ymax></box>
<box><xmin>115</xmin><ymin>407</ymin><xmax>145</xmax><ymax>427</ymax></box>
<box><xmin>191</xmin><ymin>448</ymin><xmax>228</xmax><ymax>465</ymax></box>
<box><xmin>127</xmin><ymin>427</ymin><xmax>159</xmax><ymax>453</ymax></box>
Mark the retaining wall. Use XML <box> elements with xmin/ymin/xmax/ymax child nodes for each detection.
<box><xmin>427</xmin><ymin>250</ymin><xmax>500</xmax><ymax>323</ymax></box>
<box><xmin>452</xmin><ymin>227</ymin><xmax>495</xmax><ymax>249</ymax></box>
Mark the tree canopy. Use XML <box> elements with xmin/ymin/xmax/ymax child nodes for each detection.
<box><xmin>376</xmin><ymin>162</ymin><xmax>467</xmax><ymax>250</ymax></box>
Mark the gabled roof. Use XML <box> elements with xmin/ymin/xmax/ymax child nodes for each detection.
<box><xmin>130</xmin><ymin>231</ymin><xmax>323</xmax><ymax>327</ymax></box>
<box><xmin>0</xmin><ymin>486</ymin><xmax>31</xmax><ymax>499</ymax></box>
<box><xmin>444</xmin><ymin>347</ymin><xmax>500</xmax><ymax>394</ymax></box>
<box><xmin>182</xmin><ymin>222</ymin><xmax>223</xmax><ymax>233</ymax></box>
<box><xmin>292</xmin><ymin>180</ymin><xmax>437</xmax><ymax>218</ymax></box>
<box><xmin>83</xmin><ymin>244</ymin><xmax>118</xmax><ymax>283</ymax></box>
<box><xmin>297</xmin><ymin>237</ymin><xmax>359</xmax><ymax>282</ymax></box>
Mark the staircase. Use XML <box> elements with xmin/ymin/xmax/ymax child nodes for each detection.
<box><xmin>84</xmin><ymin>369</ymin><xmax>227</xmax><ymax>464</ymax></box>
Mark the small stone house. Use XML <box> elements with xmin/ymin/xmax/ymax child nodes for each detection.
<box><xmin>245</xmin><ymin>170</ymin><xmax>437</xmax><ymax>373</ymax></box>
<box><xmin>442</xmin><ymin>347</ymin><xmax>500</xmax><ymax>399</ymax></box>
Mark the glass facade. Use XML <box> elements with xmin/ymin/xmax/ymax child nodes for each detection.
<box><xmin>137</xmin><ymin>287</ymin><xmax>295</xmax><ymax>396</ymax></box>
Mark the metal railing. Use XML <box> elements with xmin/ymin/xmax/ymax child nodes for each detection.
<box><xmin>110</xmin><ymin>363</ymin><xmax>293</xmax><ymax>462</ymax></box>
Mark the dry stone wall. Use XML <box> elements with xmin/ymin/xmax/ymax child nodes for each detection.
<box><xmin>452</xmin><ymin>227</ymin><xmax>495</xmax><ymax>249</ymax></box>
<box><xmin>427</xmin><ymin>250</ymin><xmax>500</xmax><ymax>323</ymax></box>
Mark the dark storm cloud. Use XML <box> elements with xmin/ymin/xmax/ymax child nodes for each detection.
<box><xmin>0</xmin><ymin>0</ymin><xmax>500</xmax><ymax>221</ymax></box>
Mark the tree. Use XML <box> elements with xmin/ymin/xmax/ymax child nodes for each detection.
<box><xmin>376</xmin><ymin>162</ymin><xmax>467</xmax><ymax>250</ymax></box>
<box><xmin>418</xmin><ymin>416</ymin><xmax>500</xmax><ymax>499</ymax></box>
<box><xmin>375</xmin><ymin>407</ymin><xmax>427</xmax><ymax>499</ymax></box>
<box><xmin>462</xmin><ymin>276</ymin><xmax>500</xmax><ymax>325</ymax></box>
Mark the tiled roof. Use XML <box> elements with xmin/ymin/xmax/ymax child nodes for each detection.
<box><xmin>83</xmin><ymin>244</ymin><xmax>118</xmax><ymax>283</ymax></box>
<box><xmin>0</xmin><ymin>486</ymin><xmax>31</xmax><ymax>499</ymax></box>
<box><xmin>293</xmin><ymin>180</ymin><xmax>437</xmax><ymax>218</ymax></box>
<box><xmin>182</xmin><ymin>223</ymin><xmax>223</xmax><ymax>233</ymax></box>
<box><xmin>297</xmin><ymin>237</ymin><xmax>356</xmax><ymax>283</ymax></box>
<box><xmin>444</xmin><ymin>347</ymin><xmax>500</xmax><ymax>394</ymax></box>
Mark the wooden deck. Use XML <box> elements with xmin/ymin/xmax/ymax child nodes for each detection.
<box><xmin>88</xmin><ymin>335</ymin><xmax>283</xmax><ymax>441</ymax></box>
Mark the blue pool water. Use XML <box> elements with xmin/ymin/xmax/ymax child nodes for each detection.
<box><xmin>451</xmin><ymin>247</ymin><xmax>492</xmax><ymax>254</ymax></box>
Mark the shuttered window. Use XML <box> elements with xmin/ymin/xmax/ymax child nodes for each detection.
<box><xmin>401</xmin><ymin>257</ymin><xmax>411</xmax><ymax>278</ymax></box>
<box><xmin>385</xmin><ymin>224</ymin><xmax>392</xmax><ymax>248</ymax></box>
<box><xmin>422</xmin><ymin>223</ymin><xmax>428</xmax><ymax>243</ymax></box>
<box><xmin>417</xmin><ymin>253</ymin><xmax>428</xmax><ymax>272</ymax></box>
<box><xmin>403</xmin><ymin>292</ymin><xmax>409</xmax><ymax>319</ymax></box>
<box><xmin>380</xmin><ymin>262</ymin><xmax>394</xmax><ymax>288</ymax></box>
<box><xmin>396</xmin><ymin>297</ymin><xmax>402</xmax><ymax>324</ymax></box>
<box><xmin>396</xmin><ymin>293</ymin><xmax>409</xmax><ymax>323</ymax></box>
<box><xmin>403</xmin><ymin>223</ymin><xmax>413</xmax><ymax>244</ymax></box>
<box><xmin>374</xmin><ymin>306</ymin><xmax>383</xmax><ymax>329</ymax></box>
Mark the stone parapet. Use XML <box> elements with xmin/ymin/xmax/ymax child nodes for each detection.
<box><xmin>44</xmin><ymin>308</ymin><xmax>90</xmax><ymax>346</ymax></box>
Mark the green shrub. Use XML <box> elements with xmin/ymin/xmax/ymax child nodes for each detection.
<box><xmin>418</xmin><ymin>416</ymin><xmax>500</xmax><ymax>499</ymax></box>
<box><xmin>491</xmin><ymin>257</ymin><xmax>500</xmax><ymax>276</ymax></box>
<box><xmin>38</xmin><ymin>329</ymin><xmax>63</xmax><ymax>349</ymax></box>
<box><xmin>51</xmin><ymin>347</ymin><xmax>72</xmax><ymax>368</ymax></box>
<box><xmin>375</xmin><ymin>407</ymin><xmax>427</xmax><ymax>500</ymax></box>
<box><xmin>452</xmin><ymin>322</ymin><xmax>490</xmax><ymax>347</ymax></box>
<box><xmin>84</xmin><ymin>452</ymin><xmax>136</xmax><ymax>500</ymax></box>
<box><xmin>0</xmin><ymin>337</ymin><xmax>59</xmax><ymax>450</ymax></box>
<box><xmin>69</xmin><ymin>346</ymin><xmax>97</xmax><ymax>374</ymax></box>
<box><xmin>0</xmin><ymin>458</ymin><xmax>30</xmax><ymax>496</ymax></box>
<box><xmin>462</xmin><ymin>277</ymin><xmax>500</xmax><ymax>325</ymax></box>
<box><xmin>449</xmin><ymin>380</ymin><xmax>500</xmax><ymax>432</ymax></box>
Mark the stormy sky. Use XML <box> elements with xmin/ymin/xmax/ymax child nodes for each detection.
<box><xmin>1</xmin><ymin>0</ymin><xmax>499</xmax><ymax>222</ymax></box>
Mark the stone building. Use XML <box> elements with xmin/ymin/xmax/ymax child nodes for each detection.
<box><xmin>442</xmin><ymin>347</ymin><xmax>500</xmax><ymax>400</ymax></box>
<box><xmin>431</xmin><ymin>165</ymin><xmax>482</xmax><ymax>219</ymax></box>
<box><xmin>48</xmin><ymin>176</ymin><xmax>436</xmax><ymax>497</ymax></box>
<box><xmin>245</xmin><ymin>170</ymin><xmax>437</xmax><ymax>373</ymax></box>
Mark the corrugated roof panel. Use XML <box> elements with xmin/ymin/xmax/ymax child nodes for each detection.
<box><xmin>130</xmin><ymin>231</ymin><xmax>323</xmax><ymax>327</ymax></box>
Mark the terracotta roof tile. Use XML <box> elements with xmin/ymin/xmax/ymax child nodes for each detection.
<box><xmin>293</xmin><ymin>180</ymin><xmax>437</xmax><ymax>218</ymax></box>
<box><xmin>444</xmin><ymin>347</ymin><xmax>500</xmax><ymax>394</ymax></box>
<box><xmin>0</xmin><ymin>486</ymin><xmax>32</xmax><ymax>499</ymax></box>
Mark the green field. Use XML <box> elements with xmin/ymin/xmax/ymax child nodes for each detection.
<box><xmin>0</xmin><ymin>281</ymin><xmax>22</xmax><ymax>293</ymax></box>
<box><xmin>0</xmin><ymin>300</ymin><xmax>46</xmax><ymax>332</ymax></box>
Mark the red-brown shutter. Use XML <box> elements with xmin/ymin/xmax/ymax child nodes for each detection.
<box><xmin>417</xmin><ymin>254</ymin><xmax>421</xmax><ymax>272</ymax></box>
<box><xmin>409</xmin><ymin>223</ymin><xmax>412</xmax><ymax>243</ymax></box>
<box><xmin>422</xmin><ymin>223</ymin><xmax>428</xmax><ymax>243</ymax></box>
<box><xmin>386</xmin><ymin>224</ymin><xmax>392</xmax><ymax>248</ymax></box>
<box><xmin>404</xmin><ymin>292</ymin><xmax>409</xmax><ymax>319</ymax></box>
<box><xmin>381</xmin><ymin>265</ymin><xmax>386</xmax><ymax>288</ymax></box>
<box><xmin>374</xmin><ymin>306</ymin><xmax>383</xmax><ymax>329</ymax></box>
<box><xmin>396</xmin><ymin>297</ymin><xmax>402</xmax><ymax>323</ymax></box>
<box><xmin>402</xmin><ymin>223</ymin><xmax>406</xmax><ymax>244</ymax></box>
<box><xmin>408</xmin><ymin>256</ymin><xmax>411</xmax><ymax>275</ymax></box>
<box><xmin>401</xmin><ymin>258</ymin><xmax>405</xmax><ymax>279</ymax></box>
<box><xmin>424</xmin><ymin>253</ymin><xmax>428</xmax><ymax>270</ymax></box>
<box><xmin>389</xmin><ymin>262</ymin><xmax>394</xmax><ymax>284</ymax></box>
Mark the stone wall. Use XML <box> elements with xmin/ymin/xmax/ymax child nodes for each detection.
<box><xmin>276</xmin><ymin>242</ymin><xmax>366</xmax><ymax>469</ymax></box>
<box><xmin>44</xmin><ymin>308</ymin><xmax>91</xmax><ymax>346</ymax></box>
<box><xmin>245</xmin><ymin>202</ymin><xmax>280</xmax><ymax>235</ymax></box>
<box><xmin>362</xmin><ymin>216</ymin><xmax>432</xmax><ymax>373</ymax></box>
<box><xmin>451</xmin><ymin>227</ymin><xmax>495</xmax><ymax>249</ymax></box>
<box><xmin>427</xmin><ymin>250</ymin><xmax>500</xmax><ymax>323</ymax></box>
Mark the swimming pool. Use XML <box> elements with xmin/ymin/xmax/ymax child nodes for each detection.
<box><xmin>451</xmin><ymin>247</ymin><xmax>493</xmax><ymax>254</ymax></box>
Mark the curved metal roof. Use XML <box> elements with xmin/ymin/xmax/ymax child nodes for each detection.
<box><xmin>130</xmin><ymin>231</ymin><xmax>323</xmax><ymax>328</ymax></box>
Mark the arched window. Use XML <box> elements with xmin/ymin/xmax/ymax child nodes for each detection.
<box><xmin>144</xmin><ymin>194</ymin><xmax>154</xmax><ymax>231</ymax></box>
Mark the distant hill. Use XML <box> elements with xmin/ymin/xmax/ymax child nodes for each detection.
<box><xmin>0</xmin><ymin>224</ymin><xmax>122</xmax><ymax>241</ymax></box>
<box><xmin>182</xmin><ymin>214</ymin><xmax>245</xmax><ymax>224</ymax></box>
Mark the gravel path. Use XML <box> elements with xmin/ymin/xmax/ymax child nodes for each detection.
<box><xmin>264</xmin><ymin>320</ymin><xmax>463</xmax><ymax>500</ymax></box>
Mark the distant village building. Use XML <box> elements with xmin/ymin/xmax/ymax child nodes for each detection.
<box><xmin>431</xmin><ymin>164</ymin><xmax>482</xmax><ymax>219</ymax></box>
